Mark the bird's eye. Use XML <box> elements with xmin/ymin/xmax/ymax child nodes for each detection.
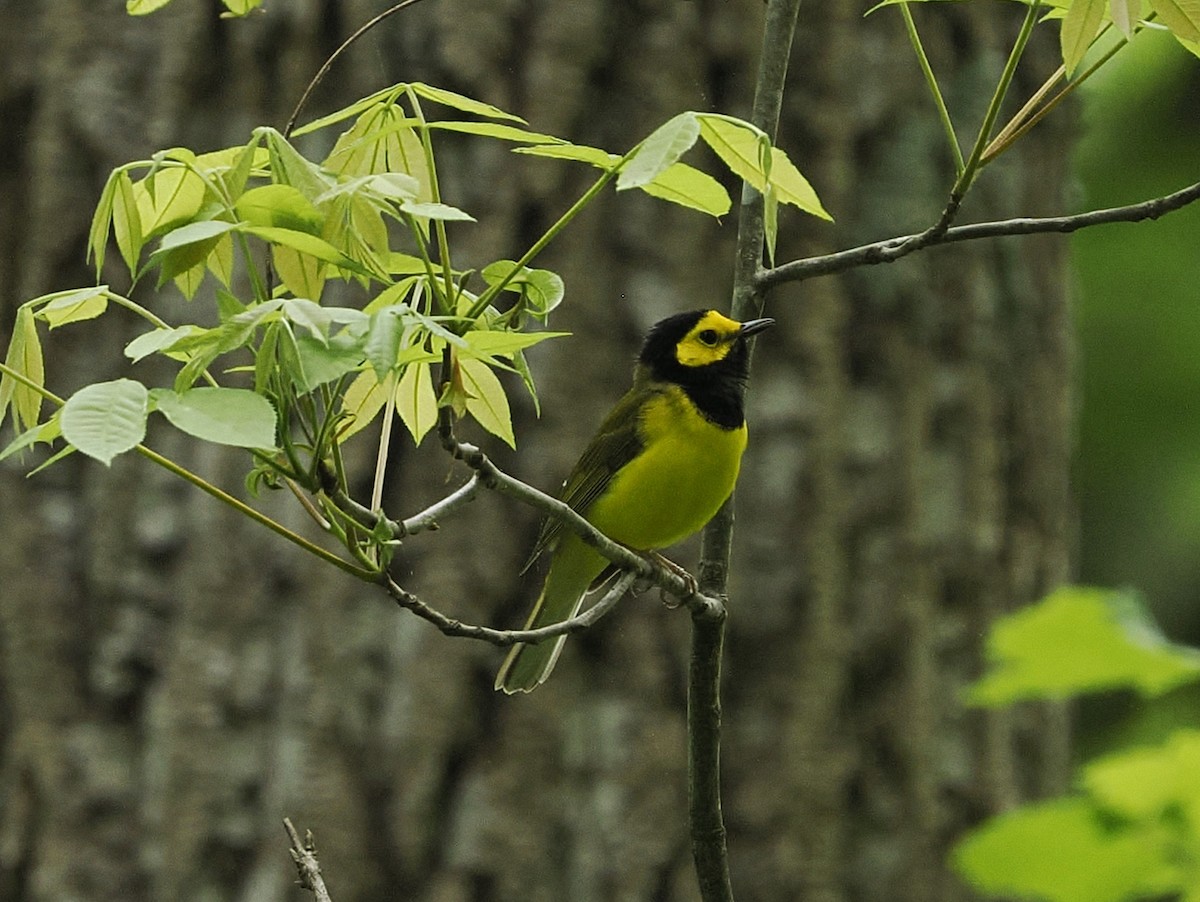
<box><xmin>698</xmin><ymin>329</ymin><xmax>719</xmax><ymax>346</ymax></box>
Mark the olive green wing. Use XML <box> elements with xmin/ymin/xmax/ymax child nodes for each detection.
<box><xmin>524</xmin><ymin>386</ymin><xmax>647</xmax><ymax>568</ymax></box>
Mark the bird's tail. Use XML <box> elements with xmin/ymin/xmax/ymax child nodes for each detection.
<box><xmin>495</xmin><ymin>537</ymin><xmax>602</xmax><ymax>693</ymax></box>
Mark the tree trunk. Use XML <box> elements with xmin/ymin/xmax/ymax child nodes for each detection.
<box><xmin>0</xmin><ymin>1</ymin><xmax>1072</xmax><ymax>900</ymax></box>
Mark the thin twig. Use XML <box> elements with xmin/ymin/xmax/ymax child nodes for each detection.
<box><xmin>283</xmin><ymin>818</ymin><xmax>334</xmax><ymax>902</ymax></box>
<box><xmin>757</xmin><ymin>179</ymin><xmax>1200</xmax><ymax>289</ymax></box>
<box><xmin>282</xmin><ymin>0</ymin><xmax>434</xmax><ymax>137</ymax></box>
<box><xmin>383</xmin><ymin>570</ymin><xmax>638</xmax><ymax>646</ymax></box>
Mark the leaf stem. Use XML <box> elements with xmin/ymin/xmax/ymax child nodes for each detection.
<box><xmin>900</xmin><ymin>2</ymin><xmax>965</xmax><ymax>175</ymax></box>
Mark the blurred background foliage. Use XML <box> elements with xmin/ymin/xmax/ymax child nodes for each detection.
<box><xmin>1074</xmin><ymin>28</ymin><xmax>1200</xmax><ymax>644</ymax></box>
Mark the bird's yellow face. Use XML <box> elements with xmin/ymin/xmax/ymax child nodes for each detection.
<box><xmin>673</xmin><ymin>310</ymin><xmax>747</xmax><ymax>368</ymax></box>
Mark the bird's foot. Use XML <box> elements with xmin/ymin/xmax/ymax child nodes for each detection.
<box><xmin>645</xmin><ymin>552</ymin><xmax>698</xmax><ymax>608</ymax></box>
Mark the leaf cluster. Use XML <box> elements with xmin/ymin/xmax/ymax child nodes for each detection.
<box><xmin>955</xmin><ymin>587</ymin><xmax>1200</xmax><ymax>902</ymax></box>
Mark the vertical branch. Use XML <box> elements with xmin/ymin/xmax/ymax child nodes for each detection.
<box><xmin>691</xmin><ymin>0</ymin><xmax>803</xmax><ymax>900</ymax></box>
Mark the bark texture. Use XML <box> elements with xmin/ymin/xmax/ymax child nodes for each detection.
<box><xmin>0</xmin><ymin>1</ymin><xmax>1073</xmax><ymax>900</ymax></box>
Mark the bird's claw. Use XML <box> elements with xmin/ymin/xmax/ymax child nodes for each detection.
<box><xmin>647</xmin><ymin>552</ymin><xmax>698</xmax><ymax>607</ymax></box>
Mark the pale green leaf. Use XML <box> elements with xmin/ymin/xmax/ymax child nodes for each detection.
<box><xmin>696</xmin><ymin>114</ymin><xmax>770</xmax><ymax>188</ymax></box>
<box><xmin>1062</xmin><ymin>0</ymin><xmax>1108</xmax><ymax>74</ymax></box>
<box><xmin>1150</xmin><ymin>0</ymin><xmax>1200</xmax><ymax>41</ymax></box>
<box><xmin>88</xmin><ymin>168</ymin><xmax>120</xmax><ymax>277</ymax></box>
<box><xmin>292</xmin><ymin>85</ymin><xmax>404</xmax><ymax>138</ymax></box>
<box><xmin>1083</xmin><ymin>729</ymin><xmax>1200</xmax><ymax>821</ymax></box>
<box><xmin>60</xmin><ymin>379</ymin><xmax>148</xmax><ymax>465</ymax></box>
<box><xmin>408</xmin><ymin>82</ymin><xmax>526</xmax><ymax>123</ymax></box>
<box><xmin>272</xmin><ymin>245</ymin><xmax>327</xmax><ymax>300</ymax></box>
<box><xmin>0</xmin><ymin>306</ymin><xmax>45</xmax><ymax>431</ymax></box>
<box><xmin>0</xmin><ymin>414</ymin><xmax>61</xmax><ymax>463</ymax></box>
<box><xmin>133</xmin><ymin>165</ymin><xmax>207</xmax><ymax>238</ymax></box>
<box><xmin>241</xmin><ymin>225</ymin><xmax>373</xmax><ymax>276</ymax></box>
<box><xmin>290</xmin><ymin>332</ymin><xmax>365</xmax><ymax>392</ymax></box>
<box><xmin>338</xmin><ymin>369</ymin><xmax>393</xmax><ymax>442</ymax></box>
<box><xmin>967</xmin><ymin>586</ymin><xmax>1200</xmax><ymax>705</ymax></box>
<box><xmin>768</xmin><ymin>146</ymin><xmax>832</xmax><ymax>220</ymax></box>
<box><xmin>150</xmin><ymin>387</ymin><xmax>276</xmax><ymax>448</ymax></box>
<box><xmin>113</xmin><ymin>170</ymin><xmax>143</xmax><ymax>274</ymax></box>
<box><xmin>953</xmin><ymin>798</ymin><xmax>1181</xmax><ymax>902</ymax></box>
<box><xmin>1110</xmin><ymin>0</ymin><xmax>1141</xmax><ymax>34</ymax></box>
<box><xmin>37</xmin><ymin>286</ymin><xmax>109</xmax><ymax>329</ymax></box>
<box><xmin>398</xmin><ymin>200</ymin><xmax>476</xmax><ymax>222</ymax></box>
<box><xmin>395</xmin><ymin>360</ymin><xmax>438</xmax><ymax>445</ymax></box>
<box><xmin>618</xmin><ymin>112</ymin><xmax>701</xmax><ymax>190</ymax></box>
<box><xmin>763</xmin><ymin>185</ymin><xmax>779</xmax><ymax>267</ymax></box>
<box><xmin>461</xmin><ymin>329</ymin><xmax>569</xmax><ymax>361</ymax></box>
<box><xmin>459</xmin><ymin>357</ymin><xmax>514</xmax><ymax>447</ymax></box>
<box><xmin>125</xmin><ymin>325</ymin><xmax>205</xmax><ymax>363</ymax></box>
<box><xmin>235</xmin><ymin>184</ymin><xmax>323</xmax><ymax>234</ymax></box>
<box><xmin>221</xmin><ymin>0</ymin><xmax>263</xmax><ymax>15</ymax></box>
<box><xmin>429</xmin><ymin>121</ymin><xmax>563</xmax><ymax>144</ymax></box>
<box><xmin>512</xmin><ymin>142</ymin><xmax>619</xmax><ymax>168</ymax></box>
<box><xmin>207</xmin><ymin>233</ymin><xmax>234</xmax><ymax>287</ymax></box>
<box><xmin>126</xmin><ymin>0</ymin><xmax>174</xmax><ymax>14</ymax></box>
<box><xmin>480</xmin><ymin>261</ymin><xmax>565</xmax><ymax>315</ymax></box>
<box><xmin>639</xmin><ymin>162</ymin><xmax>732</xmax><ymax>218</ymax></box>
<box><xmin>261</xmin><ymin>127</ymin><xmax>334</xmax><ymax>201</ymax></box>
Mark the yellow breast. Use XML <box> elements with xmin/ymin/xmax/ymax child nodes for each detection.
<box><xmin>586</xmin><ymin>386</ymin><xmax>748</xmax><ymax>551</ymax></box>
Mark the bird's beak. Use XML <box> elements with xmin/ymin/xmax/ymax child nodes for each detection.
<box><xmin>739</xmin><ymin>317</ymin><xmax>775</xmax><ymax>337</ymax></box>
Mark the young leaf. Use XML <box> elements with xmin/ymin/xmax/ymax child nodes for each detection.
<box><xmin>953</xmin><ymin>797</ymin><xmax>1180</xmax><ymax>902</ymax></box>
<box><xmin>37</xmin><ymin>286</ymin><xmax>109</xmax><ymax>329</ymax></box>
<box><xmin>126</xmin><ymin>0</ymin><xmax>174</xmax><ymax>14</ymax></box>
<box><xmin>221</xmin><ymin>0</ymin><xmax>264</xmax><ymax>15</ymax></box>
<box><xmin>480</xmin><ymin>261</ymin><xmax>565</xmax><ymax>315</ymax></box>
<box><xmin>146</xmin><ymin>220</ymin><xmax>238</xmax><ymax>287</ymax></box>
<box><xmin>967</xmin><ymin>586</ymin><xmax>1200</xmax><ymax>705</ymax></box>
<box><xmin>767</xmin><ymin>147</ymin><xmax>832</xmax><ymax>220</ymax></box>
<box><xmin>133</xmin><ymin>165</ymin><xmax>207</xmax><ymax>238</ymax></box>
<box><xmin>235</xmin><ymin>184</ymin><xmax>324</xmax><ymax>234</ymax></box>
<box><xmin>639</xmin><ymin>162</ymin><xmax>732</xmax><ymax>218</ymax></box>
<box><xmin>88</xmin><ymin>168</ymin><xmax>120</xmax><ymax>278</ymax></box>
<box><xmin>696</xmin><ymin>114</ymin><xmax>770</xmax><ymax>187</ymax></box>
<box><xmin>618</xmin><ymin>112</ymin><xmax>701</xmax><ymax>190</ymax></box>
<box><xmin>461</xmin><ymin>329</ymin><xmax>569</xmax><ymax>362</ymax></box>
<box><xmin>150</xmin><ymin>386</ymin><xmax>276</xmax><ymax>448</ymax></box>
<box><xmin>0</xmin><ymin>414</ymin><xmax>61</xmax><ymax>463</ymax></box>
<box><xmin>1149</xmin><ymin>0</ymin><xmax>1200</xmax><ymax>42</ymax></box>
<box><xmin>395</xmin><ymin>360</ymin><xmax>438</xmax><ymax>445</ymax></box>
<box><xmin>261</xmin><ymin>127</ymin><xmax>334</xmax><ymax>201</ymax></box>
<box><xmin>125</xmin><ymin>325</ymin><xmax>205</xmax><ymax>363</ymax></box>
<box><xmin>0</xmin><ymin>306</ymin><xmax>45</xmax><ymax>431</ymax></box>
<box><xmin>408</xmin><ymin>82</ymin><xmax>526</xmax><ymax>123</ymax></box>
<box><xmin>272</xmin><ymin>245</ymin><xmax>327</xmax><ymax>300</ymax></box>
<box><xmin>112</xmin><ymin>170</ymin><xmax>144</xmax><ymax>274</ymax></box>
<box><xmin>289</xmin><ymin>332</ymin><xmax>365</xmax><ymax>392</ymax></box>
<box><xmin>338</xmin><ymin>369</ymin><xmax>393</xmax><ymax>442</ymax></box>
<box><xmin>1061</xmin><ymin>0</ymin><xmax>1108</xmax><ymax>74</ymax></box>
<box><xmin>60</xmin><ymin>378</ymin><xmax>149</xmax><ymax>465</ymax></box>
<box><xmin>241</xmin><ymin>225</ymin><xmax>375</xmax><ymax>277</ymax></box>
<box><xmin>292</xmin><ymin>85</ymin><xmax>406</xmax><ymax>138</ymax></box>
<box><xmin>512</xmin><ymin>142</ymin><xmax>619</xmax><ymax>169</ymax></box>
<box><xmin>459</xmin><ymin>357</ymin><xmax>515</xmax><ymax>448</ymax></box>
<box><xmin>1110</xmin><ymin>0</ymin><xmax>1141</xmax><ymax>35</ymax></box>
<box><xmin>429</xmin><ymin>121</ymin><xmax>563</xmax><ymax>144</ymax></box>
<box><xmin>398</xmin><ymin>200</ymin><xmax>476</xmax><ymax>222</ymax></box>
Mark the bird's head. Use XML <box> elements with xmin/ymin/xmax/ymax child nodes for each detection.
<box><xmin>638</xmin><ymin>309</ymin><xmax>774</xmax><ymax>385</ymax></box>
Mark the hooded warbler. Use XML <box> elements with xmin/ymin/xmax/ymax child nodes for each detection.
<box><xmin>495</xmin><ymin>309</ymin><xmax>774</xmax><ymax>694</ymax></box>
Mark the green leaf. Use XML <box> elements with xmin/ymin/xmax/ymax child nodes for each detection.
<box><xmin>697</xmin><ymin>114</ymin><xmax>769</xmax><ymax>186</ymax></box>
<box><xmin>1110</xmin><ymin>0</ymin><xmax>1141</xmax><ymax>35</ymax></box>
<box><xmin>125</xmin><ymin>325</ymin><xmax>205</xmax><ymax>363</ymax></box>
<box><xmin>618</xmin><ymin>112</ymin><xmax>701</xmax><ymax>190</ymax></box>
<box><xmin>398</xmin><ymin>200</ymin><xmax>476</xmax><ymax>222</ymax></box>
<box><xmin>112</xmin><ymin>170</ymin><xmax>143</xmax><ymax>274</ymax></box>
<box><xmin>512</xmin><ymin>142</ymin><xmax>619</xmax><ymax>168</ymax></box>
<box><xmin>953</xmin><ymin>797</ymin><xmax>1182</xmax><ymax>902</ymax></box>
<box><xmin>126</xmin><ymin>0</ymin><xmax>174</xmax><ymax>14</ymax></box>
<box><xmin>1150</xmin><ymin>0</ymin><xmax>1200</xmax><ymax>42</ymax></box>
<box><xmin>272</xmin><ymin>245</ymin><xmax>327</xmax><ymax>300</ymax></box>
<box><xmin>458</xmin><ymin>357</ymin><xmax>514</xmax><ymax>448</ymax></box>
<box><xmin>461</xmin><ymin>328</ymin><xmax>569</xmax><ymax>362</ymax></box>
<box><xmin>480</xmin><ymin>261</ymin><xmax>565</xmax><ymax>315</ymax></box>
<box><xmin>337</xmin><ymin>369</ymin><xmax>393</xmax><ymax>442</ymax></box>
<box><xmin>429</xmin><ymin>121</ymin><xmax>564</xmax><ymax>144</ymax></box>
<box><xmin>36</xmin><ymin>286</ymin><xmax>109</xmax><ymax>329</ymax></box>
<box><xmin>147</xmin><ymin>220</ymin><xmax>238</xmax><ymax>287</ymax></box>
<box><xmin>235</xmin><ymin>184</ymin><xmax>324</xmax><ymax>234</ymax></box>
<box><xmin>60</xmin><ymin>379</ymin><xmax>148</xmax><ymax>465</ymax></box>
<box><xmin>133</xmin><ymin>165</ymin><xmax>207</xmax><ymax>238</ymax></box>
<box><xmin>88</xmin><ymin>168</ymin><xmax>120</xmax><ymax>277</ymax></box>
<box><xmin>967</xmin><ymin>586</ymin><xmax>1200</xmax><ymax>705</ymax></box>
<box><xmin>1083</xmin><ymin>729</ymin><xmax>1200</xmax><ymax>821</ymax></box>
<box><xmin>290</xmin><ymin>331</ymin><xmax>365</xmax><ymax>392</ymax></box>
<box><xmin>261</xmin><ymin>127</ymin><xmax>334</xmax><ymax>201</ymax></box>
<box><xmin>292</xmin><ymin>85</ymin><xmax>404</xmax><ymax>138</ymax></box>
<box><xmin>0</xmin><ymin>307</ymin><xmax>45</xmax><ymax>431</ymax></box>
<box><xmin>1061</xmin><ymin>0</ymin><xmax>1108</xmax><ymax>74</ymax></box>
<box><xmin>0</xmin><ymin>414</ymin><xmax>61</xmax><ymax>463</ymax></box>
<box><xmin>221</xmin><ymin>0</ymin><xmax>263</xmax><ymax>15</ymax></box>
<box><xmin>408</xmin><ymin>82</ymin><xmax>526</xmax><ymax>123</ymax></box>
<box><xmin>395</xmin><ymin>361</ymin><xmax>438</xmax><ymax>445</ymax></box>
<box><xmin>241</xmin><ymin>225</ymin><xmax>374</xmax><ymax>277</ymax></box>
<box><xmin>639</xmin><ymin>162</ymin><xmax>732</xmax><ymax>218</ymax></box>
<box><xmin>150</xmin><ymin>387</ymin><xmax>276</xmax><ymax>448</ymax></box>
<box><xmin>767</xmin><ymin>146</ymin><xmax>832</xmax><ymax>220</ymax></box>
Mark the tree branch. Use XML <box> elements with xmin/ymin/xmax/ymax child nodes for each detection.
<box><xmin>383</xmin><ymin>570</ymin><xmax>638</xmax><ymax>646</ymax></box>
<box><xmin>283</xmin><ymin>818</ymin><xmax>334</xmax><ymax>902</ymax></box>
<box><xmin>757</xmin><ymin>179</ymin><xmax>1200</xmax><ymax>288</ymax></box>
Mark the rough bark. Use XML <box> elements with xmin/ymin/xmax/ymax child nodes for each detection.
<box><xmin>0</xmin><ymin>1</ymin><xmax>1072</xmax><ymax>900</ymax></box>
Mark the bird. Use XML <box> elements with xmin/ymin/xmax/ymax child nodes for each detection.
<box><xmin>495</xmin><ymin>308</ymin><xmax>774</xmax><ymax>694</ymax></box>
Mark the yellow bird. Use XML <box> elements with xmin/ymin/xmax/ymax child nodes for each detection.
<box><xmin>495</xmin><ymin>309</ymin><xmax>774</xmax><ymax>693</ymax></box>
